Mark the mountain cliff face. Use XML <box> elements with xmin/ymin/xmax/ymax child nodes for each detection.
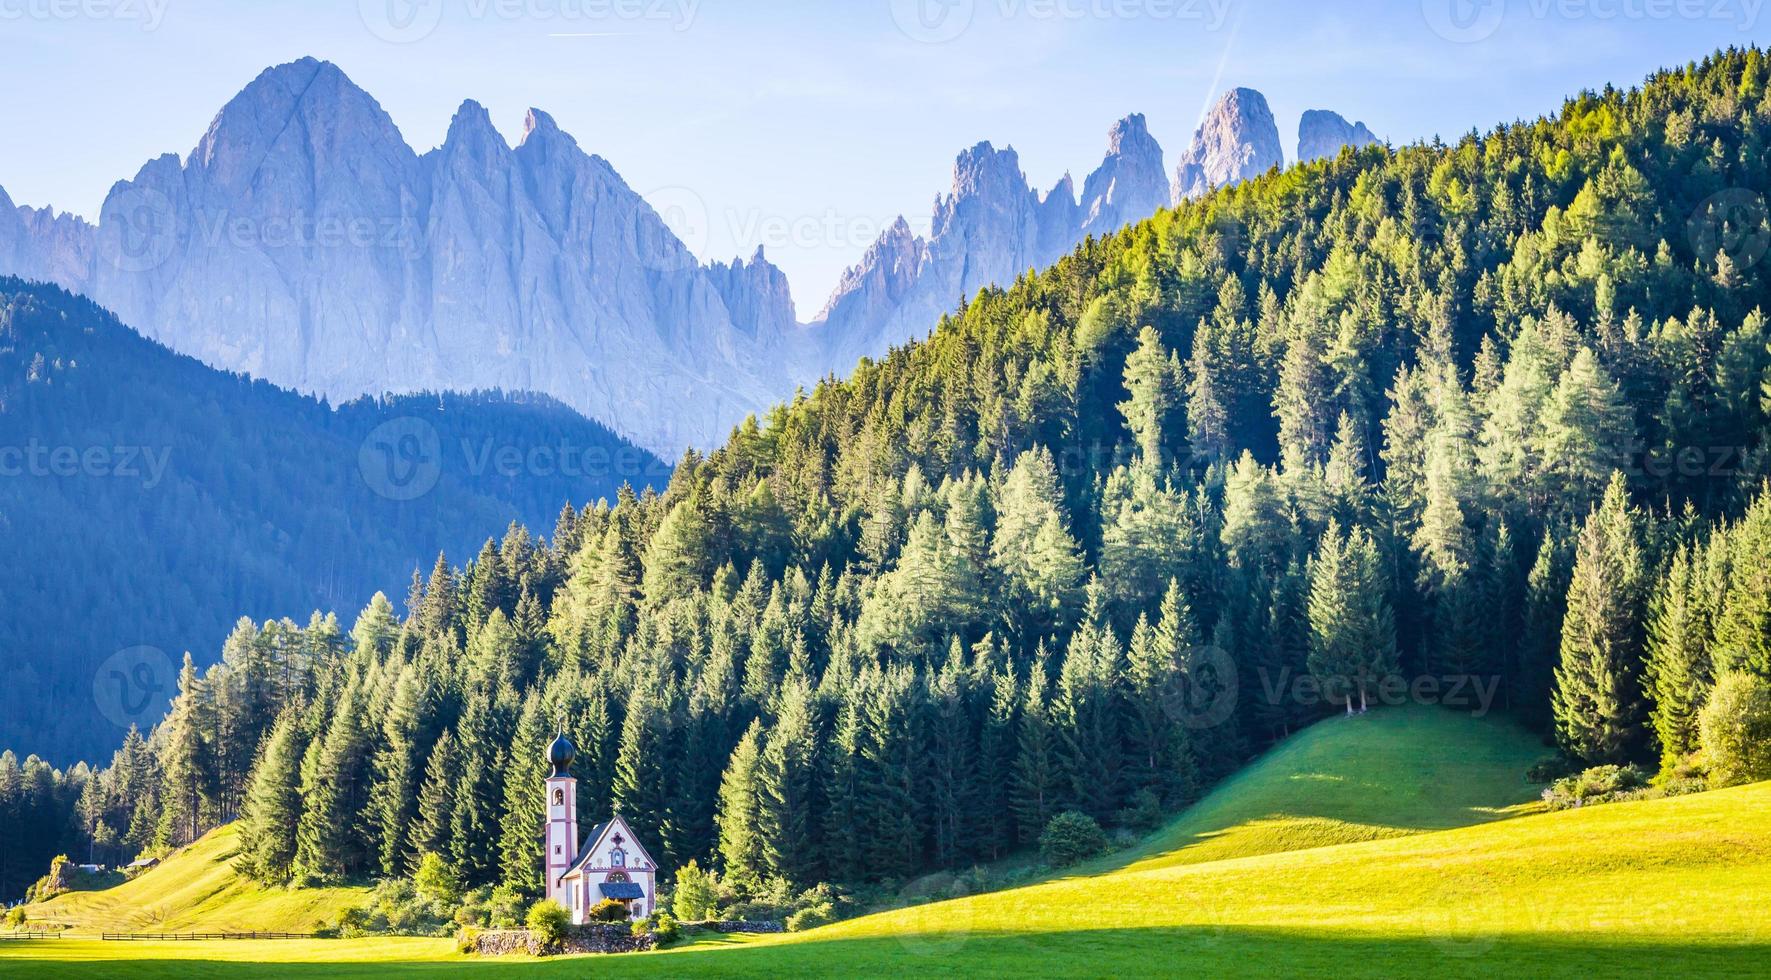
<box><xmin>0</xmin><ymin>64</ymin><xmax>1355</xmax><ymax>450</ymax></box>
<box><xmin>811</xmin><ymin>114</ymin><xmax>1171</xmax><ymax>371</ymax></box>
<box><xmin>1170</xmin><ymin>87</ymin><xmax>1284</xmax><ymax>202</ymax></box>
<box><xmin>1078</xmin><ymin>113</ymin><xmax>1169</xmax><ymax>236</ymax></box>
<box><xmin>1297</xmin><ymin>109</ymin><xmax>1379</xmax><ymax>163</ymax></box>
<box><xmin>0</xmin><ymin>59</ymin><xmax>796</xmax><ymax>454</ymax></box>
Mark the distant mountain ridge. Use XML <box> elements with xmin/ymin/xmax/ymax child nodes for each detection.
<box><xmin>0</xmin><ymin>58</ymin><xmax>796</xmax><ymax>455</ymax></box>
<box><xmin>0</xmin><ymin>276</ymin><xmax>667</xmax><ymax>762</ymax></box>
<box><xmin>0</xmin><ymin>60</ymin><xmax>1378</xmax><ymax>451</ymax></box>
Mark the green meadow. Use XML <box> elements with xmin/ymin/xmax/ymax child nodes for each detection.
<box><xmin>7</xmin><ymin>707</ymin><xmax>1766</xmax><ymax>978</ymax></box>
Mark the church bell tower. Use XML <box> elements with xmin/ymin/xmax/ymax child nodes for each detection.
<box><xmin>543</xmin><ymin>727</ymin><xmax>579</xmax><ymax>908</ymax></box>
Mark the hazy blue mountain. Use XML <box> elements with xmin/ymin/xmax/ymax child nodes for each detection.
<box><xmin>0</xmin><ymin>278</ymin><xmax>668</xmax><ymax>762</ymax></box>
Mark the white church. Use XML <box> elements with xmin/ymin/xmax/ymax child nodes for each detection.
<box><xmin>543</xmin><ymin>730</ymin><xmax>658</xmax><ymax>923</ymax></box>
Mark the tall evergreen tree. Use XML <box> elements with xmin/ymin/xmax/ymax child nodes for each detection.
<box><xmin>1553</xmin><ymin>474</ymin><xmax>1649</xmax><ymax>763</ymax></box>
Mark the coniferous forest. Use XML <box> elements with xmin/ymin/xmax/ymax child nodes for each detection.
<box><xmin>6</xmin><ymin>49</ymin><xmax>1771</xmax><ymax>912</ymax></box>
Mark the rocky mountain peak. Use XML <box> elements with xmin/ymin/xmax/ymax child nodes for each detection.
<box><xmin>1171</xmin><ymin>86</ymin><xmax>1283</xmax><ymax>203</ymax></box>
<box><xmin>1080</xmin><ymin>112</ymin><xmax>1167</xmax><ymax>235</ymax></box>
<box><xmin>1297</xmin><ymin>109</ymin><xmax>1379</xmax><ymax>163</ymax></box>
<box><xmin>520</xmin><ymin>107</ymin><xmax>564</xmax><ymax>145</ymax></box>
<box><xmin>191</xmin><ymin>58</ymin><xmax>405</xmax><ymax>175</ymax></box>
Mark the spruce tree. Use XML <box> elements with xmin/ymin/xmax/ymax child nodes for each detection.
<box><xmin>1645</xmin><ymin>546</ymin><xmax>1714</xmax><ymax>768</ymax></box>
<box><xmin>1306</xmin><ymin>521</ymin><xmax>1400</xmax><ymax>713</ymax></box>
<box><xmin>715</xmin><ymin>720</ymin><xmax>766</xmax><ymax>889</ymax></box>
<box><xmin>1553</xmin><ymin>474</ymin><xmax>1649</xmax><ymax>763</ymax></box>
<box><xmin>234</xmin><ymin>709</ymin><xmax>305</xmax><ymax>883</ymax></box>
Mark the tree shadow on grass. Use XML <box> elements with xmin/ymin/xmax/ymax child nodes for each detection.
<box><xmin>5</xmin><ymin>928</ymin><xmax>1763</xmax><ymax>979</ymax></box>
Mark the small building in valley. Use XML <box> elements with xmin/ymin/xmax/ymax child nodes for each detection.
<box><xmin>541</xmin><ymin>730</ymin><xmax>658</xmax><ymax>922</ymax></box>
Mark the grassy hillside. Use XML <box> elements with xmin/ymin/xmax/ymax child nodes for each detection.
<box><xmin>5</xmin><ymin>780</ymin><xmax>1766</xmax><ymax>977</ymax></box>
<box><xmin>19</xmin><ymin>823</ymin><xmax>368</xmax><ymax>934</ymax></box>
<box><xmin>7</xmin><ymin>708</ymin><xmax>1764</xmax><ymax>977</ymax></box>
<box><xmin>1113</xmin><ymin>706</ymin><xmax>1546</xmax><ymax>871</ymax></box>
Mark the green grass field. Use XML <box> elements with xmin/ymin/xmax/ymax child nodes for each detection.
<box><xmin>15</xmin><ymin>822</ymin><xmax>370</xmax><ymax>935</ymax></box>
<box><xmin>6</xmin><ymin>707</ymin><xmax>1766</xmax><ymax>978</ymax></box>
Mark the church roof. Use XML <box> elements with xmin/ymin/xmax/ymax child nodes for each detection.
<box><xmin>559</xmin><ymin>813</ymin><xmax>656</xmax><ymax>879</ymax></box>
<box><xmin>599</xmin><ymin>881</ymin><xmax>645</xmax><ymax>900</ymax></box>
<box><xmin>560</xmin><ymin>820</ymin><xmax>610</xmax><ymax>877</ymax></box>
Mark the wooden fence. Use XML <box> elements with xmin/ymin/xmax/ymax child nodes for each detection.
<box><xmin>100</xmin><ymin>931</ymin><xmax>318</xmax><ymax>941</ymax></box>
<box><xmin>0</xmin><ymin>931</ymin><xmax>62</xmax><ymax>940</ymax></box>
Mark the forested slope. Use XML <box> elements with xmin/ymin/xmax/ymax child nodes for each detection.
<box><xmin>0</xmin><ymin>279</ymin><xmax>668</xmax><ymax>765</ymax></box>
<box><xmin>6</xmin><ymin>49</ymin><xmax>1771</xmax><ymax>915</ymax></box>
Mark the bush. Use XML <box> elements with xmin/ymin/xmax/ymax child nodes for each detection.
<box><xmin>413</xmin><ymin>852</ymin><xmax>463</xmax><ymax>907</ymax></box>
<box><xmin>672</xmin><ymin>859</ymin><xmax>718</xmax><ymax>920</ymax></box>
<box><xmin>1039</xmin><ymin>811</ymin><xmax>1108</xmax><ymax>867</ymax></box>
<box><xmin>486</xmin><ymin>885</ymin><xmax>529</xmax><ymax>929</ymax></box>
<box><xmin>1115</xmin><ymin>788</ymin><xmax>1164</xmax><ymax>831</ymax></box>
<box><xmin>1699</xmin><ymin>671</ymin><xmax>1771</xmax><ymax>787</ymax></box>
<box><xmin>786</xmin><ymin>902</ymin><xmax>834</xmax><ymax>932</ymax></box>
<box><xmin>334</xmin><ymin>905</ymin><xmax>373</xmax><ymax>938</ymax></box>
<box><xmin>1542</xmin><ymin>764</ymin><xmax>1650</xmax><ymax>810</ymax></box>
<box><xmin>454</xmin><ymin>925</ymin><xmax>482</xmax><ymax>954</ymax></box>
<box><xmin>5</xmin><ymin>907</ymin><xmax>26</xmax><ymax>929</ymax></box>
<box><xmin>525</xmin><ymin>899</ymin><xmax>570</xmax><ymax>951</ymax></box>
<box><xmin>586</xmin><ymin>897</ymin><xmax>631</xmax><ymax>923</ymax></box>
<box><xmin>652</xmin><ymin>912</ymin><xmax>680</xmax><ymax>945</ymax></box>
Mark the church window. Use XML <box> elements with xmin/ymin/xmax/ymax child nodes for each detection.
<box><xmin>553</xmin><ymin>788</ymin><xmax>564</xmax><ymax>806</ymax></box>
<box><xmin>610</xmin><ymin>847</ymin><xmax>626</xmax><ymax>867</ymax></box>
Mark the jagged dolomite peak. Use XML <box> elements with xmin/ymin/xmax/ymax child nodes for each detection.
<box><xmin>1297</xmin><ymin>109</ymin><xmax>1379</xmax><ymax>163</ymax></box>
<box><xmin>1171</xmin><ymin>87</ymin><xmax>1284</xmax><ymax>203</ymax></box>
<box><xmin>811</xmin><ymin>113</ymin><xmax>1171</xmax><ymax>373</ymax></box>
<box><xmin>0</xmin><ymin>58</ymin><xmax>798</xmax><ymax>454</ymax></box>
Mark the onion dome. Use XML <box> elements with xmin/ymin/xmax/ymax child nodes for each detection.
<box><xmin>547</xmin><ymin>731</ymin><xmax>575</xmax><ymax>777</ymax></box>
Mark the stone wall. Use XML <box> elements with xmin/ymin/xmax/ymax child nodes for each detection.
<box><xmin>467</xmin><ymin>925</ymin><xmax>654</xmax><ymax>957</ymax></box>
<box><xmin>684</xmin><ymin>919</ymin><xmax>787</xmax><ymax>934</ymax></box>
<box><xmin>562</xmin><ymin>924</ymin><xmax>655</xmax><ymax>954</ymax></box>
<box><xmin>466</xmin><ymin>929</ymin><xmax>536</xmax><ymax>956</ymax></box>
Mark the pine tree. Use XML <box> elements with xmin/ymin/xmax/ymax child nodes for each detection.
<box><xmin>234</xmin><ymin>708</ymin><xmax>305</xmax><ymax>883</ymax></box>
<box><xmin>1714</xmin><ymin>490</ymin><xmax>1771</xmax><ymax>677</ymax></box>
<box><xmin>496</xmin><ymin>693</ymin><xmax>549</xmax><ymax>893</ymax></box>
<box><xmin>1307</xmin><ymin>521</ymin><xmax>1399</xmax><ymax>713</ymax></box>
<box><xmin>715</xmin><ymin>720</ymin><xmax>766</xmax><ymax>888</ymax></box>
<box><xmin>411</xmin><ymin>729</ymin><xmax>458</xmax><ymax>871</ymax></box>
<box><xmin>1538</xmin><ymin>348</ymin><xmax>1635</xmax><ymax>512</ymax></box>
<box><xmin>1011</xmin><ymin>660</ymin><xmax>1059</xmax><ymax>843</ymax></box>
<box><xmin>156</xmin><ymin>654</ymin><xmax>214</xmax><ymax>848</ymax></box>
<box><xmin>1119</xmin><ymin>325</ymin><xmax>1180</xmax><ymax>465</ymax></box>
<box><xmin>756</xmin><ymin>682</ymin><xmax>820</xmax><ymax>884</ymax></box>
<box><xmin>612</xmin><ymin>682</ymin><xmax>672</xmax><ymax>853</ymax></box>
<box><xmin>373</xmin><ymin>663</ymin><xmax>431</xmax><ymax>876</ymax></box>
<box><xmin>1553</xmin><ymin>474</ymin><xmax>1649</xmax><ymax>764</ymax></box>
<box><xmin>819</xmin><ymin>693</ymin><xmax>865</xmax><ymax>882</ymax></box>
<box><xmin>1054</xmin><ymin>624</ymin><xmax>1123</xmax><ymax>821</ymax></box>
<box><xmin>924</xmin><ymin>651</ymin><xmax>976</xmax><ymax>867</ymax></box>
<box><xmin>293</xmin><ymin>680</ymin><xmax>373</xmax><ymax>879</ymax></box>
<box><xmin>1645</xmin><ymin>546</ymin><xmax>1713</xmax><ymax>768</ymax></box>
<box><xmin>975</xmin><ymin>666</ymin><xmax>1019</xmax><ymax>859</ymax></box>
<box><xmin>860</xmin><ymin>666</ymin><xmax>922</xmax><ymax>879</ymax></box>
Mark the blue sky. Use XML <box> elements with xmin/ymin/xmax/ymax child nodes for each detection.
<box><xmin>1</xmin><ymin>0</ymin><xmax>1766</xmax><ymax>310</ymax></box>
